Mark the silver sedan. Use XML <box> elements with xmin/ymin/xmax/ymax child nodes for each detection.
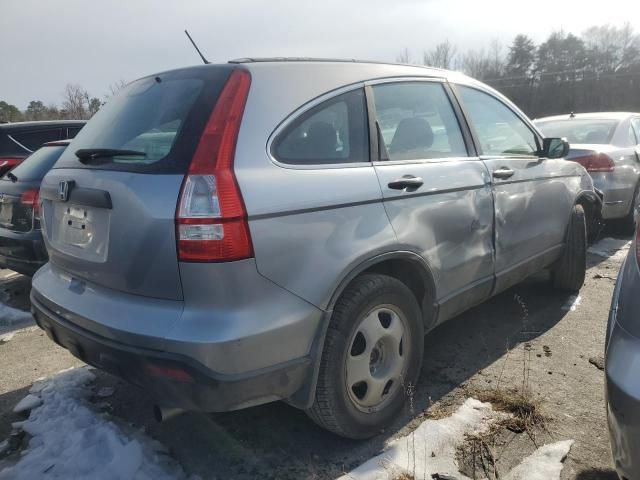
<box><xmin>536</xmin><ymin>112</ymin><xmax>640</xmax><ymax>233</ymax></box>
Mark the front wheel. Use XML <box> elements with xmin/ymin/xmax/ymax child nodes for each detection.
<box><xmin>307</xmin><ymin>274</ymin><xmax>424</xmax><ymax>439</ymax></box>
<box><xmin>552</xmin><ymin>204</ymin><xmax>587</xmax><ymax>292</ymax></box>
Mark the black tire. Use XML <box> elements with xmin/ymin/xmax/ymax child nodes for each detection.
<box><xmin>307</xmin><ymin>274</ymin><xmax>424</xmax><ymax>439</ymax></box>
<box><xmin>552</xmin><ymin>204</ymin><xmax>587</xmax><ymax>292</ymax></box>
<box><xmin>617</xmin><ymin>185</ymin><xmax>640</xmax><ymax>236</ymax></box>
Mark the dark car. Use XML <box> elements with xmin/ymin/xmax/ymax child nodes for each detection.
<box><xmin>606</xmin><ymin>227</ymin><xmax>640</xmax><ymax>479</ymax></box>
<box><xmin>0</xmin><ymin>121</ymin><xmax>85</xmax><ymax>176</ymax></box>
<box><xmin>0</xmin><ymin>140</ymin><xmax>70</xmax><ymax>275</ymax></box>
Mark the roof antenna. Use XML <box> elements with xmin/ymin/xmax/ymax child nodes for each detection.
<box><xmin>184</xmin><ymin>30</ymin><xmax>209</xmax><ymax>64</ymax></box>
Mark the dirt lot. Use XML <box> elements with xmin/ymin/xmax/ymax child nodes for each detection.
<box><xmin>0</xmin><ymin>234</ymin><xmax>630</xmax><ymax>479</ymax></box>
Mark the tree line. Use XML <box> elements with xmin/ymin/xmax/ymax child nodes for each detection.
<box><xmin>400</xmin><ymin>23</ymin><xmax>640</xmax><ymax>118</ymax></box>
<box><xmin>0</xmin><ymin>81</ymin><xmax>126</xmax><ymax>123</ymax></box>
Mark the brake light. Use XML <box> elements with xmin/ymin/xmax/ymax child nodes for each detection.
<box><xmin>21</xmin><ymin>189</ymin><xmax>40</xmax><ymax>217</ymax></box>
<box><xmin>572</xmin><ymin>153</ymin><xmax>615</xmax><ymax>172</ymax></box>
<box><xmin>176</xmin><ymin>69</ymin><xmax>253</xmax><ymax>262</ymax></box>
<box><xmin>0</xmin><ymin>158</ymin><xmax>22</xmax><ymax>174</ymax></box>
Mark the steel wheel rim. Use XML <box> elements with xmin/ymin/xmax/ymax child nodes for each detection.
<box><xmin>345</xmin><ymin>304</ymin><xmax>408</xmax><ymax>413</ymax></box>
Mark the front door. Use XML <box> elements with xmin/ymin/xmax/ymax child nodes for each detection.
<box><xmin>454</xmin><ymin>84</ymin><xmax>573</xmax><ymax>293</ymax></box>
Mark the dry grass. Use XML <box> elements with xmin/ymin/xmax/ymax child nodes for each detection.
<box><xmin>392</xmin><ymin>473</ymin><xmax>415</xmax><ymax>480</ymax></box>
<box><xmin>475</xmin><ymin>388</ymin><xmax>546</xmax><ymax>434</ymax></box>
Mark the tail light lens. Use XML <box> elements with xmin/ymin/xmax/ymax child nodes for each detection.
<box><xmin>0</xmin><ymin>158</ymin><xmax>23</xmax><ymax>174</ymax></box>
<box><xmin>21</xmin><ymin>189</ymin><xmax>40</xmax><ymax>229</ymax></box>
<box><xmin>572</xmin><ymin>153</ymin><xmax>615</xmax><ymax>172</ymax></box>
<box><xmin>176</xmin><ymin>69</ymin><xmax>253</xmax><ymax>262</ymax></box>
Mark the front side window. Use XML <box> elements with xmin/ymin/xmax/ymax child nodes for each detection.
<box><xmin>274</xmin><ymin>89</ymin><xmax>368</xmax><ymax>165</ymax></box>
<box><xmin>458</xmin><ymin>86</ymin><xmax>538</xmax><ymax>156</ymax></box>
<box><xmin>371</xmin><ymin>82</ymin><xmax>467</xmax><ymax>161</ymax></box>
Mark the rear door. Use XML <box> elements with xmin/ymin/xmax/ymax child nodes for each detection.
<box><xmin>39</xmin><ymin>66</ymin><xmax>236</xmax><ymax>301</ymax></box>
<box><xmin>368</xmin><ymin>79</ymin><xmax>495</xmax><ymax>321</ymax></box>
<box><xmin>454</xmin><ymin>84</ymin><xmax>573</xmax><ymax>293</ymax></box>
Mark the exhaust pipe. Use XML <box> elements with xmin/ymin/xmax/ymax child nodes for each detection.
<box><xmin>153</xmin><ymin>405</ymin><xmax>185</xmax><ymax>422</ymax></box>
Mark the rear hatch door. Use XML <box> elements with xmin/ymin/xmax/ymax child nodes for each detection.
<box><xmin>40</xmin><ymin>65</ymin><xmax>236</xmax><ymax>301</ymax></box>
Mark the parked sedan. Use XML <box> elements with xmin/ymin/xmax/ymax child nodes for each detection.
<box><xmin>0</xmin><ymin>140</ymin><xmax>70</xmax><ymax>275</ymax></box>
<box><xmin>535</xmin><ymin>112</ymin><xmax>640</xmax><ymax>233</ymax></box>
<box><xmin>31</xmin><ymin>60</ymin><xmax>599</xmax><ymax>439</ymax></box>
<box><xmin>606</xmin><ymin>228</ymin><xmax>640</xmax><ymax>479</ymax></box>
<box><xmin>0</xmin><ymin>121</ymin><xmax>85</xmax><ymax>176</ymax></box>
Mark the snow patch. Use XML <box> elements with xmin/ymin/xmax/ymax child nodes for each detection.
<box><xmin>504</xmin><ymin>440</ymin><xmax>574</xmax><ymax>480</ymax></box>
<box><xmin>562</xmin><ymin>295</ymin><xmax>581</xmax><ymax>311</ymax></box>
<box><xmin>0</xmin><ymin>303</ymin><xmax>32</xmax><ymax>327</ymax></box>
<box><xmin>0</xmin><ymin>332</ymin><xmax>15</xmax><ymax>343</ymax></box>
<box><xmin>588</xmin><ymin>237</ymin><xmax>631</xmax><ymax>262</ymax></box>
<box><xmin>336</xmin><ymin>398</ymin><xmax>573</xmax><ymax>480</ymax></box>
<box><xmin>0</xmin><ymin>367</ymin><xmax>187</xmax><ymax>480</ymax></box>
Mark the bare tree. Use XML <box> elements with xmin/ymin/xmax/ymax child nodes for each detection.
<box><xmin>423</xmin><ymin>40</ymin><xmax>457</xmax><ymax>69</ymax></box>
<box><xmin>396</xmin><ymin>48</ymin><xmax>411</xmax><ymax>64</ymax></box>
<box><xmin>459</xmin><ymin>49</ymin><xmax>492</xmax><ymax>79</ymax></box>
<box><xmin>62</xmin><ymin>84</ymin><xmax>90</xmax><ymax>119</ymax></box>
<box><xmin>107</xmin><ymin>79</ymin><xmax>128</xmax><ymax>98</ymax></box>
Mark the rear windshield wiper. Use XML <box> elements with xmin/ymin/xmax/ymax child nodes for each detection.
<box><xmin>6</xmin><ymin>172</ymin><xmax>18</xmax><ymax>183</ymax></box>
<box><xmin>75</xmin><ymin>148</ymin><xmax>146</xmax><ymax>164</ymax></box>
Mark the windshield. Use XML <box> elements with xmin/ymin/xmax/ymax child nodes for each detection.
<box><xmin>535</xmin><ymin>119</ymin><xmax>618</xmax><ymax>145</ymax></box>
<box><xmin>5</xmin><ymin>145</ymin><xmax>66</xmax><ymax>181</ymax></box>
<box><xmin>54</xmin><ymin>65</ymin><xmax>235</xmax><ymax>174</ymax></box>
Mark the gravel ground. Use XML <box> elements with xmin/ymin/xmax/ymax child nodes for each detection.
<box><xmin>0</xmin><ymin>234</ymin><xmax>629</xmax><ymax>479</ymax></box>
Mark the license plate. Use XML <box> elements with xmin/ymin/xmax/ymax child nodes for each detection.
<box><xmin>50</xmin><ymin>202</ymin><xmax>110</xmax><ymax>262</ymax></box>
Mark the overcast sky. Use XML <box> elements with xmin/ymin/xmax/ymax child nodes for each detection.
<box><xmin>1</xmin><ymin>0</ymin><xmax>638</xmax><ymax>108</ymax></box>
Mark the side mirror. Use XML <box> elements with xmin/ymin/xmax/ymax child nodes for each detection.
<box><xmin>542</xmin><ymin>137</ymin><xmax>570</xmax><ymax>159</ymax></box>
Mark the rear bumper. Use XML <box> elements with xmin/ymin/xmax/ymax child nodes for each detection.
<box><xmin>31</xmin><ymin>260</ymin><xmax>325</xmax><ymax>411</ymax></box>
<box><xmin>0</xmin><ymin>229</ymin><xmax>47</xmax><ymax>276</ymax></box>
<box><xmin>31</xmin><ymin>290</ymin><xmax>312</xmax><ymax>411</ymax></box>
<box><xmin>591</xmin><ymin>173</ymin><xmax>633</xmax><ymax>220</ymax></box>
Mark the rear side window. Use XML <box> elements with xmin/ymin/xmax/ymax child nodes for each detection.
<box><xmin>7</xmin><ymin>145</ymin><xmax>66</xmax><ymax>181</ymax></box>
<box><xmin>12</xmin><ymin>129</ymin><xmax>62</xmax><ymax>152</ymax></box>
<box><xmin>54</xmin><ymin>65</ymin><xmax>236</xmax><ymax>174</ymax></box>
<box><xmin>0</xmin><ymin>134</ymin><xmax>29</xmax><ymax>157</ymax></box>
<box><xmin>458</xmin><ymin>86</ymin><xmax>538</xmax><ymax>156</ymax></box>
<box><xmin>273</xmin><ymin>89</ymin><xmax>368</xmax><ymax>165</ymax></box>
<box><xmin>371</xmin><ymin>82</ymin><xmax>467</xmax><ymax>161</ymax></box>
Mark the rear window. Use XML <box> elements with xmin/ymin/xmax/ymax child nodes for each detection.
<box><xmin>7</xmin><ymin>145</ymin><xmax>66</xmax><ymax>181</ymax></box>
<box><xmin>54</xmin><ymin>65</ymin><xmax>236</xmax><ymax>174</ymax></box>
<box><xmin>12</xmin><ymin>129</ymin><xmax>62</xmax><ymax>151</ymax></box>
<box><xmin>535</xmin><ymin>119</ymin><xmax>618</xmax><ymax>145</ymax></box>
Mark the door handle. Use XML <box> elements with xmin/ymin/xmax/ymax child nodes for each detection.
<box><xmin>387</xmin><ymin>176</ymin><xmax>424</xmax><ymax>191</ymax></box>
<box><xmin>492</xmin><ymin>168</ymin><xmax>515</xmax><ymax>179</ymax></box>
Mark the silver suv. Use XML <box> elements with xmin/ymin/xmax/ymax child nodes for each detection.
<box><xmin>31</xmin><ymin>59</ymin><xmax>599</xmax><ymax>438</ymax></box>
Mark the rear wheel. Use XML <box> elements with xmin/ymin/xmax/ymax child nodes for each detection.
<box><xmin>552</xmin><ymin>204</ymin><xmax>586</xmax><ymax>292</ymax></box>
<box><xmin>307</xmin><ymin>274</ymin><xmax>424</xmax><ymax>439</ymax></box>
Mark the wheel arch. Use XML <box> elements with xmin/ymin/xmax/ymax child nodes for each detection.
<box><xmin>288</xmin><ymin>251</ymin><xmax>437</xmax><ymax>410</ymax></box>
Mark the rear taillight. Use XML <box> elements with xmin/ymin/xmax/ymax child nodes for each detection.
<box><xmin>572</xmin><ymin>153</ymin><xmax>615</xmax><ymax>172</ymax></box>
<box><xmin>21</xmin><ymin>189</ymin><xmax>40</xmax><ymax>217</ymax></box>
<box><xmin>176</xmin><ymin>69</ymin><xmax>253</xmax><ymax>262</ymax></box>
<box><xmin>21</xmin><ymin>189</ymin><xmax>40</xmax><ymax>229</ymax></box>
<box><xmin>0</xmin><ymin>158</ymin><xmax>23</xmax><ymax>174</ymax></box>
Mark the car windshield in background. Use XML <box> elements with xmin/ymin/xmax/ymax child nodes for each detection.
<box><xmin>6</xmin><ymin>145</ymin><xmax>66</xmax><ymax>181</ymax></box>
<box><xmin>535</xmin><ymin>119</ymin><xmax>618</xmax><ymax>144</ymax></box>
<box><xmin>52</xmin><ymin>66</ymin><xmax>237</xmax><ymax>174</ymax></box>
